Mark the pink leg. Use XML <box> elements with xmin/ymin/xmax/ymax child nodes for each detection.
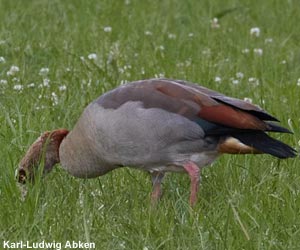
<box><xmin>150</xmin><ymin>171</ymin><xmax>165</xmax><ymax>204</ymax></box>
<box><xmin>183</xmin><ymin>161</ymin><xmax>201</xmax><ymax>206</ymax></box>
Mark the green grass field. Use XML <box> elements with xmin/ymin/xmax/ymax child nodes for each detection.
<box><xmin>1</xmin><ymin>0</ymin><xmax>299</xmax><ymax>249</ymax></box>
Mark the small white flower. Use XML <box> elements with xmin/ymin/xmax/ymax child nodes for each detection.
<box><xmin>104</xmin><ymin>26</ymin><xmax>112</xmax><ymax>33</ymax></box>
<box><xmin>168</xmin><ymin>33</ymin><xmax>176</xmax><ymax>39</ymax></box>
<box><xmin>236</xmin><ymin>72</ymin><xmax>244</xmax><ymax>79</ymax></box>
<box><xmin>265</xmin><ymin>38</ymin><xmax>273</xmax><ymax>43</ymax></box>
<box><xmin>232</xmin><ymin>79</ymin><xmax>239</xmax><ymax>85</ymax></box>
<box><xmin>214</xmin><ymin>76</ymin><xmax>221</xmax><ymax>83</ymax></box>
<box><xmin>119</xmin><ymin>241</ymin><xmax>126</xmax><ymax>249</ymax></box>
<box><xmin>185</xmin><ymin>59</ymin><xmax>191</xmax><ymax>67</ymax></box>
<box><xmin>0</xmin><ymin>79</ymin><xmax>7</xmax><ymax>84</ymax></box>
<box><xmin>253</xmin><ymin>48</ymin><xmax>263</xmax><ymax>56</ymax></box>
<box><xmin>144</xmin><ymin>31</ymin><xmax>152</xmax><ymax>36</ymax></box>
<box><xmin>280</xmin><ymin>60</ymin><xmax>287</xmax><ymax>64</ymax></box>
<box><xmin>243</xmin><ymin>97</ymin><xmax>253</xmax><ymax>103</ymax></box>
<box><xmin>250</xmin><ymin>27</ymin><xmax>260</xmax><ymax>37</ymax></box>
<box><xmin>158</xmin><ymin>45</ymin><xmax>165</xmax><ymax>51</ymax></box>
<box><xmin>248</xmin><ymin>77</ymin><xmax>260</xmax><ymax>85</ymax></box>
<box><xmin>59</xmin><ymin>85</ymin><xmax>67</xmax><ymax>91</ymax></box>
<box><xmin>188</xmin><ymin>33</ymin><xmax>194</xmax><ymax>37</ymax></box>
<box><xmin>43</xmin><ymin>78</ymin><xmax>50</xmax><ymax>87</ymax></box>
<box><xmin>202</xmin><ymin>48</ymin><xmax>211</xmax><ymax>56</ymax></box>
<box><xmin>27</xmin><ymin>83</ymin><xmax>35</xmax><ymax>88</ymax></box>
<box><xmin>154</xmin><ymin>73</ymin><xmax>165</xmax><ymax>78</ymax></box>
<box><xmin>80</xmin><ymin>56</ymin><xmax>85</xmax><ymax>61</ymax></box>
<box><xmin>242</xmin><ymin>48</ymin><xmax>250</xmax><ymax>54</ymax></box>
<box><xmin>13</xmin><ymin>84</ymin><xmax>23</xmax><ymax>91</ymax></box>
<box><xmin>39</xmin><ymin>67</ymin><xmax>49</xmax><ymax>77</ymax></box>
<box><xmin>297</xmin><ymin>78</ymin><xmax>300</xmax><ymax>86</ymax></box>
<box><xmin>120</xmin><ymin>80</ymin><xmax>128</xmax><ymax>85</ymax></box>
<box><xmin>0</xmin><ymin>56</ymin><xmax>5</xmax><ymax>63</ymax></box>
<box><xmin>12</xmin><ymin>77</ymin><xmax>20</xmax><ymax>82</ymax></box>
<box><xmin>88</xmin><ymin>53</ymin><xmax>97</xmax><ymax>60</ymax></box>
<box><xmin>211</xmin><ymin>18</ymin><xmax>220</xmax><ymax>28</ymax></box>
<box><xmin>51</xmin><ymin>92</ymin><xmax>58</xmax><ymax>106</ymax></box>
<box><xmin>7</xmin><ymin>65</ymin><xmax>20</xmax><ymax>76</ymax></box>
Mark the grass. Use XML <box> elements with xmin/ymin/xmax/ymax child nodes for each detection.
<box><xmin>0</xmin><ymin>0</ymin><xmax>300</xmax><ymax>249</ymax></box>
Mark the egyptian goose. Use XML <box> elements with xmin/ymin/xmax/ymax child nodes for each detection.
<box><xmin>17</xmin><ymin>79</ymin><xmax>296</xmax><ymax>205</ymax></box>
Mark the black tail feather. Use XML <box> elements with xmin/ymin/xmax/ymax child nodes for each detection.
<box><xmin>233</xmin><ymin>131</ymin><xmax>297</xmax><ymax>159</ymax></box>
<box><xmin>266</xmin><ymin>122</ymin><xmax>293</xmax><ymax>134</ymax></box>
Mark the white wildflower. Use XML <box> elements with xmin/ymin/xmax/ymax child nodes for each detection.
<box><xmin>202</xmin><ymin>48</ymin><xmax>211</xmax><ymax>56</ymax></box>
<box><xmin>188</xmin><ymin>33</ymin><xmax>194</xmax><ymax>37</ymax></box>
<box><xmin>0</xmin><ymin>79</ymin><xmax>7</xmax><ymax>84</ymax></box>
<box><xmin>103</xmin><ymin>26</ymin><xmax>112</xmax><ymax>33</ymax></box>
<box><xmin>243</xmin><ymin>97</ymin><xmax>253</xmax><ymax>103</ymax></box>
<box><xmin>27</xmin><ymin>83</ymin><xmax>35</xmax><ymax>88</ymax></box>
<box><xmin>43</xmin><ymin>78</ymin><xmax>50</xmax><ymax>87</ymax></box>
<box><xmin>265</xmin><ymin>38</ymin><xmax>273</xmax><ymax>43</ymax></box>
<box><xmin>250</xmin><ymin>27</ymin><xmax>260</xmax><ymax>37</ymax></box>
<box><xmin>297</xmin><ymin>78</ymin><xmax>300</xmax><ymax>86</ymax></box>
<box><xmin>248</xmin><ymin>77</ymin><xmax>260</xmax><ymax>85</ymax></box>
<box><xmin>12</xmin><ymin>77</ymin><xmax>20</xmax><ymax>82</ymax></box>
<box><xmin>158</xmin><ymin>45</ymin><xmax>165</xmax><ymax>51</ymax></box>
<box><xmin>0</xmin><ymin>56</ymin><xmax>5</xmax><ymax>63</ymax></box>
<box><xmin>13</xmin><ymin>84</ymin><xmax>23</xmax><ymax>91</ymax></box>
<box><xmin>154</xmin><ymin>73</ymin><xmax>165</xmax><ymax>78</ymax></box>
<box><xmin>280</xmin><ymin>60</ymin><xmax>287</xmax><ymax>64</ymax></box>
<box><xmin>242</xmin><ymin>48</ymin><xmax>250</xmax><ymax>54</ymax></box>
<box><xmin>185</xmin><ymin>59</ymin><xmax>191</xmax><ymax>67</ymax></box>
<box><xmin>7</xmin><ymin>65</ymin><xmax>20</xmax><ymax>76</ymax></box>
<box><xmin>236</xmin><ymin>72</ymin><xmax>244</xmax><ymax>79</ymax></box>
<box><xmin>232</xmin><ymin>79</ymin><xmax>239</xmax><ymax>85</ymax></box>
<box><xmin>51</xmin><ymin>92</ymin><xmax>58</xmax><ymax>106</ymax></box>
<box><xmin>119</xmin><ymin>241</ymin><xmax>125</xmax><ymax>249</ymax></box>
<box><xmin>39</xmin><ymin>67</ymin><xmax>49</xmax><ymax>76</ymax></box>
<box><xmin>80</xmin><ymin>56</ymin><xmax>85</xmax><ymax>61</ymax></box>
<box><xmin>168</xmin><ymin>33</ymin><xmax>176</xmax><ymax>39</ymax></box>
<box><xmin>144</xmin><ymin>31</ymin><xmax>152</xmax><ymax>36</ymax></box>
<box><xmin>88</xmin><ymin>53</ymin><xmax>97</xmax><ymax>60</ymax></box>
<box><xmin>59</xmin><ymin>85</ymin><xmax>67</xmax><ymax>91</ymax></box>
<box><xmin>253</xmin><ymin>48</ymin><xmax>263</xmax><ymax>56</ymax></box>
<box><xmin>120</xmin><ymin>80</ymin><xmax>128</xmax><ymax>85</ymax></box>
<box><xmin>211</xmin><ymin>18</ymin><xmax>220</xmax><ymax>28</ymax></box>
<box><xmin>214</xmin><ymin>76</ymin><xmax>221</xmax><ymax>83</ymax></box>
